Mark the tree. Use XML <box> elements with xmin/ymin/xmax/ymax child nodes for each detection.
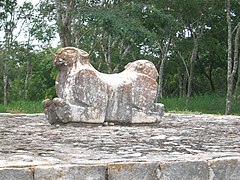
<box><xmin>162</xmin><ymin>1</ymin><xmax>225</xmax><ymax>109</ymax></box>
<box><xmin>55</xmin><ymin>0</ymin><xmax>75</xmax><ymax>47</ymax></box>
<box><xmin>42</xmin><ymin>0</ymin><xmax>164</xmax><ymax>73</ymax></box>
<box><xmin>0</xmin><ymin>0</ymin><xmax>57</xmax><ymax>104</ymax></box>
<box><xmin>0</xmin><ymin>0</ymin><xmax>18</xmax><ymax>105</ymax></box>
<box><xmin>1</xmin><ymin>0</ymin><xmax>240</xmax><ymax>116</ymax></box>
<box><xmin>141</xmin><ymin>3</ymin><xmax>178</xmax><ymax>99</ymax></box>
<box><xmin>225</xmin><ymin>0</ymin><xmax>240</xmax><ymax>114</ymax></box>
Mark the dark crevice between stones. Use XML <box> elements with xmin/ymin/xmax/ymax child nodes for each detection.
<box><xmin>28</xmin><ymin>167</ymin><xmax>35</xmax><ymax>180</ymax></box>
<box><xmin>106</xmin><ymin>166</ymin><xmax>109</xmax><ymax>180</ymax></box>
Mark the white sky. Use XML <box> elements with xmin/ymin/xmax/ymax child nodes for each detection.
<box><xmin>17</xmin><ymin>0</ymin><xmax>39</xmax><ymax>5</ymax></box>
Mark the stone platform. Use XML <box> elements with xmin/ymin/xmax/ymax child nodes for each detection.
<box><xmin>0</xmin><ymin>113</ymin><xmax>239</xmax><ymax>179</ymax></box>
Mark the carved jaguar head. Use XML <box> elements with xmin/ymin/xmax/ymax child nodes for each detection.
<box><xmin>125</xmin><ymin>60</ymin><xmax>158</xmax><ymax>80</ymax></box>
<box><xmin>54</xmin><ymin>47</ymin><xmax>89</xmax><ymax>70</ymax></box>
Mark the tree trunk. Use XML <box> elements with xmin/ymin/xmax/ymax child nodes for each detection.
<box><xmin>3</xmin><ymin>23</ymin><xmax>14</xmax><ymax>106</ymax></box>
<box><xmin>178</xmin><ymin>72</ymin><xmax>184</xmax><ymax>97</ymax></box>
<box><xmin>234</xmin><ymin>54</ymin><xmax>240</xmax><ymax>100</ymax></box>
<box><xmin>157</xmin><ymin>57</ymin><xmax>166</xmax><ymax>99</ymax></box>
<box><xmin>178</xmin><ymin>73</ymin><xmax>187</xmax><ymax>97</ymax></box>
<box><xmin>3</xmin><ymin>61</ymin><xmax>8</xmax><ymax>106</ymax></box>
<box><xmin>55</xmin><ymin>0</ymin><xmax>75</xmax><ymax>47</ymax></box>
<box><xmin>157</xmin><ymin>37</ymin><xmax>171</xmax><ymax>100</ymax></box>
<box><xmin>100</xmin><ymin>34</ymin><xmax>113</xmax><ymax>73</ymax></box>
<box><xmin>225</xmin><ymin>0</ymin><xmax>240</xmax><ymax>114</ymax></box>
<box><xmin>186</xmin><ymin>34</ymin><xmax>199</xmax><ymax>110</ymax></box>
<box><xmin>24</xmin><ymin>62</ymin><xmax>32</xmax><ymax>99</ymax></box>
<box><xmin>107</xmin><ymin>35</ymin><xmax>112</xmax><ymax>73</ymax></box>
<box><xmin>225</xmin><ymin>0</ymin><xmax>232</xmax><ymax>115</ymax></box>
<box><xmin>177</xmin><ymin>51</ymin><xmax>189</xmax><ymax>97</ymax></box>
<box><xmin>203</xmin><ymin>65</ymin><xmax>215</xmax><ymax>93</ymax></box>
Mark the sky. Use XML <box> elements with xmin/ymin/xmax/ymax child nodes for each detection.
<box><xmin>17</xmin><ymin>0</ymin><xmax>39</xmax><ymax>5</ymax></box>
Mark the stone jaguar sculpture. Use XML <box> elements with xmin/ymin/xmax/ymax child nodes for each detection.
<box><xmin>43</xmin><ymin>47</ymin><xmax>164</xmax><ymax>124</ymax></box>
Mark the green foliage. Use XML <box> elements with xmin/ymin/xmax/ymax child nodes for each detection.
<box><xmin>95</xmin><ymin>3</ymin><xmax>152</xmax><ymax>41</ymax></box>
<box><xmin>27</xmin><ymin>48</ymin><xmax>57</xmax><ymax>100</ymax></box>
<box><xmin>29</xmin><ymin>0</ymin><xmax>56</xmax><ymax>45</ymax></box>
<box><xmin>5</xmin><ymin>46</ymin><xmax>57</xmax><ymax>102</ymax></box>
<box><xmin>0</xmin><ymin>0</ymin><xmax>240</xmax><ymax>115</ymax></box>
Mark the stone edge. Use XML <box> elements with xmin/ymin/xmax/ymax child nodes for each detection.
<box><xmin>0</xmin><ymin>157</ymin><xmax>239</xmax><ymax>179</ymax></box>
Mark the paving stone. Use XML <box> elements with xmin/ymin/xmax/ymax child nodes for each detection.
<box><xmin>158</xmin><ymin>161</ymin><xmax>209</xmax><ymax>180</ymax></box>
<box><xmin>34</xmin><ymin>165</ymin><xmax>107</xmax><ymax>180</ymax></box>
<box><xmin>208</xmin><ymin>157</ymin><xmax>240</xmax><ymax>180</ymax></box>
<box><xmin>0</xmin><ymin>113</ymin><xmax>240</xmax><ymax>179</ymax></box>
<box><xmin>108</xmin><ymin>162</ymin><xmax>160</xmax><ymax>180</ymax></box>
<box><xmin>0</xmin><ymin>168</ymin><xmax>33</xmax><ymax>180</ymax></box>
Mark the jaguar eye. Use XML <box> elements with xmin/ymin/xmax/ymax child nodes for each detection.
<box><xmin>59</xmin><ymin>58</ymin><xmax>64</xmax><ymax>62</ymax></box>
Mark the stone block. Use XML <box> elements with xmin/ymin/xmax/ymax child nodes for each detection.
<box><xmin>158</xmin><ymin>161</ymin><xmax>209</xmax><ymax>180</ymax></box>
<box><xmin>208</xmin><ymin>157</ymin><xmax>240</xmax><ymax>180</ymax></box>
<box><xmin>108</xmin><ymin>162</ymin><xmax>160</xmax><ymax>180</ymax></box>
<box><xmin>0</xmin><ymin>168</ymin><xmax>33</xmax><ymax>180</ymax></box>
<box><xmin>34</xmin><ymin>164</ymin><xmax>107</xmax><ymax>180</ymax></box>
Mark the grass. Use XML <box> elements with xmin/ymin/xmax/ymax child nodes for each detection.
<box><xmin>0</xmin><ymin>100</ymin><xmax>43</xmax><ymax>114</ymax></box>
<box><xmin>161</xmin><ymin>94</ymin><xmax>240</xmax><ymax>115</ymax></box>
<box><xmin>0</xmin><ymin>94</ymin><xmax>239</xmax><ymax>115</ymax></box>
<box><xmin>0</xmin><ymin>104</ymin><xmax>6</xmax><ymax>113</ymax></box>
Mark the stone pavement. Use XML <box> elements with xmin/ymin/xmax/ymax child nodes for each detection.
<box><xmin>0</xmin><ymin>113</ymin><xmax>240</xmax><ymax>179</ymax></box>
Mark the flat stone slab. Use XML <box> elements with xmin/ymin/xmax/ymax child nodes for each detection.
<box><xmin>0</xmin><ymin>113</ymin><xmax>240</xmax><ymax>179</ymax></box>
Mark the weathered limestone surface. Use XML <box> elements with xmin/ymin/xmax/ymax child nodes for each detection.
<box><xmin>34</xmin><ymin>165</ymin><xmax>106</xmax><ymax>180</ymax></box>
<box><xmin>108</xmin><ymin>162</ymin><xmax>160</xmax><ymax>180</ymax></box>
<box><xmin>158</xmin><ymin>161</ymin><xmax>209</xmax><ymax>180</ymax></box>
<box><xmin>0</xmin><ymin>113</ymin><xmax>240</xmax><ymax>179</ymax></box>
<box><xmin>0</xmin><ymin>168</ymin><xmax>33</xmax><ymax>180</ymax></box>
<box><xmin>43</xmin><ymin>47</ymin><xmax>164</xmax><ymax>124</ymax></box>
<box><xmin>208</xmin><ymin>157</ymin><xmax>240</xmax><ymax>180</ymax></box>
